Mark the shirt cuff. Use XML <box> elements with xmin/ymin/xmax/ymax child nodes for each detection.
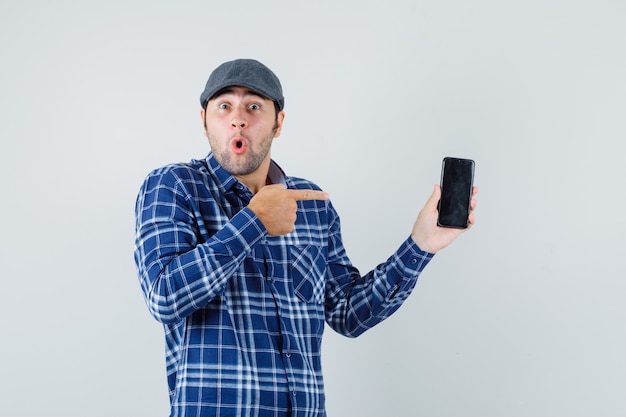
<box><xmin>210</xmin><ymin>207</ymin><xmax>268</xmax><ymax>256</ymax></box>
<box><xmin>399</xmin><ymin>236</ymin><xmax>435</xmax><ymax>274</ymax></box>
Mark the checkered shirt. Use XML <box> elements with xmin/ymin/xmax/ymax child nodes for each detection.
<box><xmin>134</xmin><ymin>153</ymin><xmax>434</xmax><ymax>417</ymax></box>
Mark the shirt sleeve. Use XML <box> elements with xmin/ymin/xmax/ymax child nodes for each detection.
<box><xmin>133</xmin><ymin>168</ymin><xmax>267</xmax><ymax>324</ymax></box>
<box><xmin>323</xmin><ymin>202</ymin><xmax>435</xmax><ymax>338</ymax></box>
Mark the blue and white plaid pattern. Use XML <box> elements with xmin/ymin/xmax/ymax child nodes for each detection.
<box><xmin>134</xmin><ymin>153</ymin><xmax>434</xmax><ymax>417</ymax></box>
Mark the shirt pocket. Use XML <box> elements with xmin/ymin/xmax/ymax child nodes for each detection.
<box><xmin>290</xmin><ymin>244</ymin><xmax>326</xmax><ymax>304</ymax></box>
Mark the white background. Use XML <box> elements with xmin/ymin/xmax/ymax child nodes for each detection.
<box><xmin>1</xmin><ymin>1</ymin><xmax>625</xmax><ymax>416</ymax></box>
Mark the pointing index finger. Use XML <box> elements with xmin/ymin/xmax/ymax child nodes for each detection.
<box><xmin>288</xmin><ymin>189</ymin><xmax>330</xmax><ymax>201</ymax></box>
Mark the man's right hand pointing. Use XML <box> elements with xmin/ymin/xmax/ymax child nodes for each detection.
<box><xmin>248</xmin><ymin>184</ymin><xmax>329</xmax><ymax>236</ymax></box>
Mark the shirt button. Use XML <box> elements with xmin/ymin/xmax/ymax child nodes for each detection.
<box><xmin>285</xmin><ymin>351</ymin><xmax>291</xmax><ymax>357</ymax></box>
<box><xmin>411</xmin><ymin>258</ymin><xmax>418</xmax><ymax>264</ymax></box>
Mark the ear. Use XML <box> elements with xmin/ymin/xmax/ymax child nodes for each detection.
<box><xmin>273</xmin><ymin>111</ymin><xmax>285</xmax><ymax>138</ymax></box>
<box><xmin>200</xmin><ymin>108</ymin><xmax>208</xmax><ymax>137</ymax></box>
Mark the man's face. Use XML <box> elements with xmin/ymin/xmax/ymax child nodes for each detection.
<box><xmin>201</xmin><ymin>86</ymin><xmax>284</xmax><ymax>177</ymax></box>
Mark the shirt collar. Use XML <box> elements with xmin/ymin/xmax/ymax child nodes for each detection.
<box><xmin>267</xmin><ymin>159</ymin><xmax>287</xmax><ymax>186</ymax></box>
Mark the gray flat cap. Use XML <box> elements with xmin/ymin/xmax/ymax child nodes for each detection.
<box><xmin>200</xmin><ymin>59</ymin><xmax>284</xmax><ymax>110</ymax></box>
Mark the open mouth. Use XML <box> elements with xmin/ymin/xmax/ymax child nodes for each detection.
<box><xmin>231</xmin><ymin>137</ymin><xmax>248</xmax><ymax>154</ymax></box>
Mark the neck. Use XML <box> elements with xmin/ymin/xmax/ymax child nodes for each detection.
<box><xmin>234</xmin><ymin>159</ymin><xmax>272</xmax><ymax>194</ymax></box>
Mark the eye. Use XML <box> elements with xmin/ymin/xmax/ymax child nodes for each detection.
<box><xmin>218</xmin><ymin>103</ymin><xmax>229</xmax><ymax>110</ymax></box>
<box><xmin>248</xmin><ymin>103</ymin><xmax>261</xmax><ymax>110</ymax></box>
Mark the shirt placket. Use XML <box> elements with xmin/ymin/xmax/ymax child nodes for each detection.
<box><xmin>263</xmin><ymin>242</ymin><xmax>308</xmax><ymax>411</ymax></box>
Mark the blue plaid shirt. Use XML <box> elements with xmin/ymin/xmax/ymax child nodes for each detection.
<box><xmin>134</xmin><ymin>153</ymin><xmax>434</xmax><ymax>417</ymax></box>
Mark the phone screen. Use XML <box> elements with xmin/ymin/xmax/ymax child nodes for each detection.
<box><xmin>437</xmin><ymin>157</ymin><xmax>475</xmax><ymax>229</ymax></box>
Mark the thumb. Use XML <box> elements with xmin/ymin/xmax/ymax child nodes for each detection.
<box><xmin>425</xmin><ymin>184</ymin><xmax>441</xmax><ymax>211</ymax></box>
<box><xmin>262</xmin><ymin>183</ymin><xmax>287</xmax><ymax>192</ymax></box>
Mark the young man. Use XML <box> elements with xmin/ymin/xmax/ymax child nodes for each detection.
<box><xmin>134</xmin><ymin>58</ymin><xmax>477</xmax><ymax>417</ymax></box>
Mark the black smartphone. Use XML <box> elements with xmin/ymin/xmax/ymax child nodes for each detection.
<box><xmin>437</xmin><ymin>157</ymin><xmax>475</xmax><ymax>229</ymax></box>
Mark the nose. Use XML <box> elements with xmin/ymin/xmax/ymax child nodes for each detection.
<box><xmin>230</xmin><ymin>107</ymin><xmax>247</xmax><ymax>129</ymax></box>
